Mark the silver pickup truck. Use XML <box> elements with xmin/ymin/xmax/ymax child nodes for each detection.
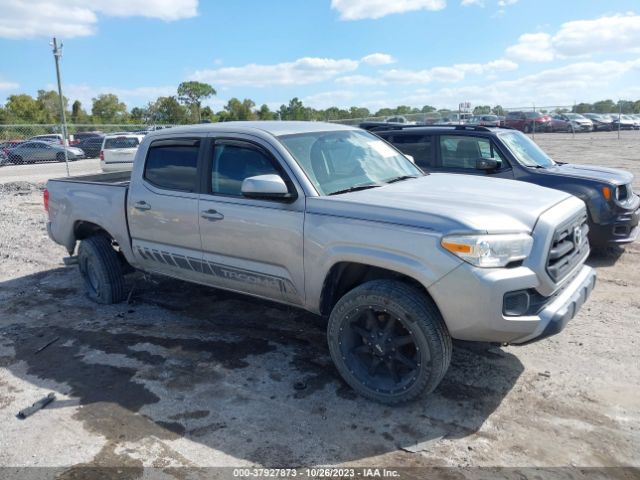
<box><xmin>45</xmin><ymin>121</ymin><xmax>596</xmax><ymax>404</ymax></box>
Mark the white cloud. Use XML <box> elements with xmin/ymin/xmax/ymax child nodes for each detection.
<box><xmin>506</xmin><ymin>13</ymin><xmax>640</xmax><ymax>63</ymax></box>
<box><xmin>190</xmin><ymin>57</ymin><xmax>360</xmax><ymax>87</ymax></box>
<box><xmin>335</xmin><ymin>75</ymin><xmax>385</xmax><ymax>86</ymax></box>
<box><xmin>303</xmin><ymin>90</ymin><xmax>356</xmax><ymax>108</ymax></box>
<box><xmin>0</xmin><ymin>79</ymin><xmax>19</xmax><ymax>91</ymax></box>
<box><xmin>506</xmin><ymin>33</ymin><xmax>555</xmax><ymax>62</ymax></box>
<box><xmin>379</xmin><ymin>58</ymin><xmax>517</xmax><ymax>84</ymax></box>
<box><xmin>553</xmin><ymin>13</ymin><xmax>640</xmax><ymax>57</ymax></box>
<box><xmin>461</xmin><ymin>0</ymin><xmax>484</xmax><ymax>6</ymax></box>
<box><xmin>497</xmin><ymin>0</ymin><xmax>518</xmax><ymax>6</ymax></box>
<box><xmin>375</xmin><ymin>58</ymin><xmax>640</xmax><ymax>110</ymax></box>
<box><xmin>331</xmin><ymin>0</ymin><xmax>446</xmax><ymax>20</ymax></box>
<box><xmin>0</xmin><ymin>0</ymin><xmax>198</xmax><ymax>39</ymax></box>
<box><xmin>361</xmin><ymin>53</ymin><xmax>395</xmax><ymax>65</ymax></box>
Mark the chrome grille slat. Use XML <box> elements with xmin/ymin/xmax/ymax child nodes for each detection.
<box><xmin>546</xmin><ymin>212</ymin><xmax>589</xmax><ymax>282</ymax></box>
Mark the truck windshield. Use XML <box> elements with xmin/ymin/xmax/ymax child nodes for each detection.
<box><xmin>279</xmin><ymin>130</ymin><xmax>422</xmax><ymax>195</ymax></box>
<box><xmin>499</xmin><ymin>131</ymin><xmax>556</xmax><ymax>168</ymax></box>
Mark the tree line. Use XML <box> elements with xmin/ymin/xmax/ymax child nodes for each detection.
<box><xmin>2</xmin><ymin>81</ymin><xmax>640</xmax><ymax>126</ymax></box>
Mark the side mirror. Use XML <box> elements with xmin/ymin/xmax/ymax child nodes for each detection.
<box><xmin>404</xmin><ymin>154</ymin><xmax>415</xmax><ymax>163</ymax></box>
<box><xmin>475</xmin><ymin>158</ymin><xmax>499</xmax><ymax>171</ymax></box>
<box><xmin>241</xmin><ymin>174</ymin><xmax>293</xmax><ymax>200</ymax></box>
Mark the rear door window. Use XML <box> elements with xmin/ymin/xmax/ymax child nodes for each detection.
<box><xmin>105</xmin><ymin>137</ymin><xmax>139</xmax><ymax>149</ymax></box>
<box><xmin>144</xmin><ymin>138</ymin><xmax>200</xmax><ymax>192</ymax></box>
<box><xmin>386</xmin><ymin>134</ymin><xmax>433</xmax><ymax>168</ymax></box>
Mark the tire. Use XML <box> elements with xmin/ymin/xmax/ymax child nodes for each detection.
<box><xmin>56</xmin><ymin>152</ymin><xmax>65</xmax><ymax>162</ymax></box>
<box><xmin>77</xmin><ymin>235</ymin><xmax>126</xmax><ymax>304</ymax></box>
<box><xmin>327</xmin><ymin>279</ymin><xmax>452</xmax><ymax>405</ymax></box>
<box><xmin>11</xmin><ymin>155</ymin><xmax>23</xmax><ymax>165</ymax></box>
<box><xmin>523</xmin><ymin>124</ymin><xmax>531</xmax><ymax>133</ymax></box>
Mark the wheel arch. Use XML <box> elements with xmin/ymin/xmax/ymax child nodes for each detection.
<box><xmin>318</xmin><ymin>261</ymin><xmax>440</xmax><ymax>317</ymax></box>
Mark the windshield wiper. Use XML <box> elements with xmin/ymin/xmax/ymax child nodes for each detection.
<box><xmin>386</xmin><ymin>175</ymin><xmax>420</xmax><ymax>184</ymax></box>
<box><xmin>328</xmin><ymin>183</ymin><xmax>381</xmax><ymax>196</ymax></box>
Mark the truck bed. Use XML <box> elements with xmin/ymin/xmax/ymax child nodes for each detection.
<box><xmin>50</xmin><ymin>170</ymin><xmax>131</xmax><ymax>186</ymax></box>
<box><xmin>46</xmin><ymin>171</ymin><xmax>132</xmax><ymax>256</ymax></box>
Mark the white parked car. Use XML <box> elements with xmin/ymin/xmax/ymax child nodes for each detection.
<box><xmin>29</xmin><ymin>134</ymin><xmax>64</xmax><ymax>144</ymax></box>
<box><xmin>100</xmin><ymin>134</ymin><xmax>145</xmax><ymax>172</ymax></box>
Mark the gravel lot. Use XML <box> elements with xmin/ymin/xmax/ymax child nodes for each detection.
<box><xmin>0</xmin><ymin>131</ymin><xmax>638</xmax><ymax>477</ymax></box>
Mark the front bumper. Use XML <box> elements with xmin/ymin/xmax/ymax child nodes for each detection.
<box><xmin>589</xmin><ymin>203</ymin><xmax>640</xmax><ymax>247</ymax></box>
<box><xmin>429</xmin><ymin>263</ymin><xmax>596</xmax><ymax>344</ymax></box>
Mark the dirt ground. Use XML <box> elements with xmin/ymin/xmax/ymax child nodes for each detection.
<box><xmin>0</xmin><ymin>131</ymin><xmax>639</xmax><ymax>478</ymax></box>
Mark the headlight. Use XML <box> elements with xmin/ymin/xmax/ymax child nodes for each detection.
<box><xmin>441</xmin><ymin>233</ymin><xmax>533</xmax><ymax>267</ymax></box>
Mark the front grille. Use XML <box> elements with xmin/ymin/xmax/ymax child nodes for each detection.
<box><xmin>546</xmin><ymin>212</ymin><xmax>589</xmax><ymax>282</ymax></box>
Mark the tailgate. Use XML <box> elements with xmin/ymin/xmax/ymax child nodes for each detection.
<box><xmin>103</xmin><ymin>148</ymin><xmax>137</xmax><ymax>164</ymax></box>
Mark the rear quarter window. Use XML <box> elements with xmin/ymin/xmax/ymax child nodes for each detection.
<box><xmin>104</xmin><ymin>137</ymin><xmax>140</xmax><ymax>149</ymax></box>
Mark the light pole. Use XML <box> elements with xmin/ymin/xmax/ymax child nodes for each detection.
<box><xmin>51</xmin><ymin>37</ymin><xmax>70</xmax><ymax>176</ymax></box>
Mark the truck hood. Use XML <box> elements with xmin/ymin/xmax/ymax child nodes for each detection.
<box><xmin>545</xmin><ymin>163</ymin><xmax>633</xmax><ymax>186</ymax></box>
<box><xmin>306</xmin><ymin>173</ymin><xmax>573</xmax><ymax>234</ymax></box>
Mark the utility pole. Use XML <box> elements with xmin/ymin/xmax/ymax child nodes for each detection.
<box><xmin>51</xmin><ymin>37</ymin><xmax>70</xmax><ymax>176</ymax></box>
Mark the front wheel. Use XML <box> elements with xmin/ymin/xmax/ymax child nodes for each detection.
<box><xmin>523</xmin><ymin>124</ymin><xmax>531</xmax><ymax>133</ymax></box>
<box><xmin>327</xmin><ymin>280</ymin><xmax>452</xmax><ymax>404</ymax></box>
<box><xmin>78</xmin><ymin>235</ymin><xmax>127</xmax><ymax>304</ymax></box>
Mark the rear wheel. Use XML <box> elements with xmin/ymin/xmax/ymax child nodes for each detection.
<box><xmin>327</xmin><ymin>280</ymin><xmax>452</xmax><ymax>404</ymax></box>
<box><xmin>78</xmin><ymin>235</ymin><xmax>126</xmax><ymax>304</ymax></box>
<box><xmin>56</xmin><ymin>152</ymin><xmax>65</xmax><ymax>162</ymax></box>
<box><xmin>10</xmin><ymin>155</ymin><xmax>23</xmax><ymax>165</ymax></box>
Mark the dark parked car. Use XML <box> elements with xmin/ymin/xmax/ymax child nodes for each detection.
<box><xmin>75</xmin><ymin>136</ymin><xmax>104</xmax><ymax>158</ymax></box>
<box><xmin>504</xmin><ymin>111</ymin><xmax>552</xmax><ymax>133</ymax></box>
<box><xmin>584</xmin><ymin>113</ymin><xmax>613</xmax><ymax>131</ymax></box>
<box><xmin>364</xmin><ymin>123</ymin><xmax>639</xmax><ymax>248</ymax></box>
<box><xmin>70</xmin><ymin>131</ymin><xmax>104</xmax><ymax>145</ymax></box>
<box><xmin>549</xmin><ymin>115</ymin><xmax>572</xmax><ymax>132</ymax></box>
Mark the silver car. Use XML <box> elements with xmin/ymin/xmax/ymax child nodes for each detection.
<box><xmin>7</xmin><ymin>141</ymin><xmax>85</xmax><ymax>164</ymax></box>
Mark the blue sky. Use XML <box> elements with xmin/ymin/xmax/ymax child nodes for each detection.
<box><xmin>1</xmin><ymin>0</ymin><xmax>639</xmax><ymax>112</ymax></box>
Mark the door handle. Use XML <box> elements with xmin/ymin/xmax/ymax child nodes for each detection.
<box><xmin>133</xmin><ymin>201</ymin><xmax>151</xmax><ymax>211</ymax></box>
<box><xmin>201</xmin><ymin>209</ymin><xmax>224</xmax><ymax>221</ymax></box>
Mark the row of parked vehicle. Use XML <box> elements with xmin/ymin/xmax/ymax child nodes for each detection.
<box><xmin>502</xmin><ymin>111</ymin><xmax>640</xmax><ymax>133</ymax></box>
<box><xmin>386</xmin><ymin>112</ymin><xmax>640</xmax><ymax>133</ymax></box>
<box><xmin>0</xmin><ymin>131</ymin><xmax>146</xmax><ymax>171</ymax></box>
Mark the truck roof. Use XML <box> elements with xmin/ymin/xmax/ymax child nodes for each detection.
<box><xmin>145</xmin><ymin>121</ymin><xmax>357</xmax><ymax>138</ymax></box>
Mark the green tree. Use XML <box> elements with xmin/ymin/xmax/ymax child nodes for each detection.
<box><xmin>36</xmin><ymin>90</ymin><xmax>68</xmax><ymax>123</ymax></box>
<box><xmin>129</xmin><ymin>106</ymin><xmax>149</xmax><ymax>124</ymax></box>
<box><xmin>279</xmin><ymin>97</ymin><xmax>311</xmax><ymax>120</ymax></box>
<box><xmin>592</xmin><ymin>100</ymin><xmax>614</xmax><ymax>113</ymax></box>
<box><xmin>177</xmin><ymin>81</ymin><xmax>216</xmax><ymax>122</ymax></box>
<box><xmin>5</xmin><ymin>94</ymin><xmax>41</xmax><ymax>123</ymax></box>
<box><xmin>257</xmin><ymin>104</ymin><xmax>276</xmax><ymax>120</ymax></box>
<box><xmin>92</xmin><ymin>94</ymin><xmax>127</xmax><ymax>123</ymax></box>
<box><xmin>421</xmin><ymin>105</ymin><xmax>436</xmax><ymax>113</ymax></box>
<box><xmin>349</xmin><ymin>106</ymin><xmax>370</xmax><ymax>119</ymax></box>
<box><xmin>70</xmin><ymin>100</ymin><xmax>89</xmax><ymax>124</ymax></box>
<box><xmin>149</xmin><ymin>96</ymin><xmax>189</xmax><ymax>124</ymax></box>
<box><xmin>224</xmin><ymin>98</ymin><xmax>257</xmax><ymax>121</ymax></box>
<box><xmin>473</xmin><ymin>105</ymin><xmax>491</xmax><ymax>115</ymax></box>
<box><xmin>491</xmin><ymin>105</ymin><xmax>505</xmax><ymax>116</ymax></box>
<box><xmin>200</xmin><ymin>106</ymin><xmax>216</xmax><ymax>122</ymax></box>
<box><xmin>617</xmin><ymin>100</ymin><xmax>634</xmax><ymax>114</ymax></box>
<box><xmin>573</xmin><ymin>102</ymin><xmax>593</xmax><ymax>114</ymax></box>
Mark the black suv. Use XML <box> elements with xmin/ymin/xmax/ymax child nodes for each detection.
<box><xmin>361</xmin><ymin>123</ymin><xmax>639</xmax><ymax>248</ymax></box>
